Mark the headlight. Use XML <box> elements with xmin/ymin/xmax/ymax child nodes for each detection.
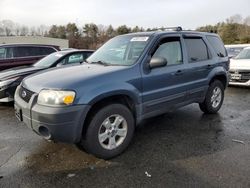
<box><xmin>0</xmin><ymin>77</ymin><xmax>20</xmax><ymax>87</ymax></box>
<box><xmin>37</xmin><ymin>90</ymin><xmax>76</xmax><ymax>106</ymax></box>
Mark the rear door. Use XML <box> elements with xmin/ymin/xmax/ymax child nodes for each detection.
<box><xmin>182</xmin><ymin>35</ymin><xmax>213</xmax><ymax>101</ymax></box>
<box><xmin>11</xmin><ymin>46</ymin><xmax>43</xmax><ymax>67</ymax></box>
<box><xmin>141</xmin><ymin>35</ymin><xmax>188</xmax><ymax>117</ymax></box>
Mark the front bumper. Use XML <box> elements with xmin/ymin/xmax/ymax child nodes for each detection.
<box><xmin>14</xmin><ymin>85</ymin><xmax>90</xmax><ymax>143</ymax></box>
<box><xmin>229</xmin><ymin>80</ymin><xmax>250</xmax><ymax>87</ymax></box>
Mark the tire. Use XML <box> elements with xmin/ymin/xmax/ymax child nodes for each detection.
<box><xmin>199</xmin><ymin>80</ymin><xmax>224</xmax><ymax>114</ymax></box>
<box><xmin>79</xmin><ymin>104</ymin><xmax>135</xmax><ymax>159</ymax></box>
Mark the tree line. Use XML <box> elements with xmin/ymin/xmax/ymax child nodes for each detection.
<box><xmin>197</xmin><ymin>14</ymin><xmax>250</xmax><ymax>44</ymax></box>
<box><xmin>0</xmin><ymin>14</ymin><xmax>250</xmax><ymax>49</ymax></box>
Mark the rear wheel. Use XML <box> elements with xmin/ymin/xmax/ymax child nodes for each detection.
<box><xmin>199</xmin><ymin>80</ymin><xmax>224</xmax><ymax>114</ymax></box>
<box><xmin>79</xmin><ymin>103</ymin><xmax>135</xmax><ymax>159</ymax></box>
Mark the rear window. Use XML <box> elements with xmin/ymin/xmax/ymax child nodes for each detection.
<box><xmin>184</xmin><ymin>38</ymin><xmax>210</xmax><ymax>62</ymax></box>
<box><xmin>83</xmin><ymin>52</ymin><xmax>94</xmax><ymax>60</ymax></box>
<box><xmin>40</xmin><ymin>47</ymin><xmax>56</xmax><ymax>55</ymax></box>
<box><xmin>207</xmin><ymin>36</ymin><xmax>227</xmax><ymax>57</ymax></box>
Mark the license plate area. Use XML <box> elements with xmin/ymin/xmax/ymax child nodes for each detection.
<box><xmin>15</xmin><ymin>106</ymin><xmax>23</xmax><ymax>122</ymax></box>
<box><xmin>231</xmin><ymin>73</ymin><xmax>242</xmax><ymax>80</ymax></box>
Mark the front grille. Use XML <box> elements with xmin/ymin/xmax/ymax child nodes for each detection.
<box><xmin>19</xmin><ymin>86</ymin><xmax>35</xmax><ymax>103</ymax></box>
<box><xmin>230</xmin><ymin>70</ymin><xmax>250</xmax><ymax>82</ymax></box>
<box><xmin>241</xmin><ymin>72</ymin><xmax>250</xmax><ymax>80</ymax></box>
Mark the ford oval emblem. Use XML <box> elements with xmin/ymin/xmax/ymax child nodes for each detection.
<box><xmin>21</xmin><ymin>90</ymin><xmax>27</xmax><ymax>98</ymax></box>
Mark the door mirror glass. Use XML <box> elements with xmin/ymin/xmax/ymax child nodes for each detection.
<box><xmin>149</xmin><ymin>57</ymin><xmax>167</xmax><ymax>69</ymax></box>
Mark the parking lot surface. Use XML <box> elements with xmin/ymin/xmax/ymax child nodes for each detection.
<box><xmin>0</xmin><ymin>87</ymin><xmax>249</xmax><ymax>188</ymax></box>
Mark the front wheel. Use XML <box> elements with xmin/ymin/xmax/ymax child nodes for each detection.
<box><xmin>199</xmin><ymin>80</ymin><xmax>224</xmax><ymax>114</ymax></box>
<box><xmin>79</xmin><ymin>104</ymin><xmax>135</xmax><ymax>159</ymax></box>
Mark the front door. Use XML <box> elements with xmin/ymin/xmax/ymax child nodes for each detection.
<box><xmin>141</xmin><ymin>35</ymin><xmax>188</xmax><ymax>118</ymax></box>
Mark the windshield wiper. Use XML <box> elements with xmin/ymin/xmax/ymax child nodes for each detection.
<box><xmin>90</xmin><ymin>60</ymin><xmax>111</xmax><ymax>66</ymax></box>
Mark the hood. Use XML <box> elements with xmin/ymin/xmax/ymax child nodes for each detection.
<box><xmin>230</xmin><ymin>59</ymin><xmax>250</xmax><ymax>70</ymax></box>
<box><xmin>22</xmin><ymin>64</ymin><xmax>127</xmax><ymax>93</ymax></box>
<box><xmin>0</xmin><ymin>66</ymin><xmax>45</xmax><ymax>80</ymax></box>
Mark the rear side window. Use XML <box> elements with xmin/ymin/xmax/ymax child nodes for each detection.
<box><xmin>184</xmin><ymin>38</ymin><xmax>209</xmax><ymax>62</ymax></box>
<box><xmin>12</xmin><ymin>46</ymin><xmax>56</xmax><ymax>58</ymax></box>
<box><xmin>40</xmin><ymin>47</ymin><xmax>56</xmax><ymax>55</ymax></box>
<box><xmin>28</xmin><ymin>47</ymin><xmax>42</xmax><ymax>56</ymax></box>
<box><xmin>13</xmin><ymin>47</ymin><xmax>30</xmax><ymax>58</ymax></box>
<box><xmin>207</xmin><ymin>36</ymin><xmax>227</xmax><ymax>57</ymax></box>
<box><xmin>83</xmin><ymin>52</ymin><xmax>94</xmax><ymax>60</ymax></box>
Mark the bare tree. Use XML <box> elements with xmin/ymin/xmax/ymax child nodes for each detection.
<box><xmin>30</xmin><ymin>26</ymin><xmax>37</xmax><ymax>36</ymax></box>
<box><xmin>37</xmin><ymin>25</ymin><xmax>48</xmax><ymax>36</ymax></box>
<box><xmin>0</xmin><ymin>27</ymin><xmax>4</xmax><ymax>36</ymax></box>
<box><xmin>14</xmin><ymin>23</ymin><xmax>21</xmax><ymax>36</ymax></box>
<box><xmin>226</xmin><ymin>14</ymin><xmax>243</xmax><ymax>24</ymax></box>
<box><xmin>244</xmin><ymin>16</ymin><xmax>250</xmax><ymax>26</ymax></box>
<box><xmin>1</xmin><ymin>20</ymin><xmax>16</xmax><ymax>36</ymax></box>
<box><xmin>20</xmin><ymin>26</ymin><xmax>29</xmax><ymax>36</ymax></box>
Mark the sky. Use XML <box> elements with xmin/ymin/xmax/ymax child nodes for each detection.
<box><xmin>0</xmin><ymin>0</ymin><xmax>249</xmax><ymax>29</ymax></box>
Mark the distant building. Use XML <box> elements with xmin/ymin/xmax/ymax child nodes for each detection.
<box><xmin>0</xmin><ymin>36</ymin><xmax>68</xmax><ymax>49</ymax></box>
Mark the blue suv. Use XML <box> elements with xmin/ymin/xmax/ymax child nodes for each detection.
<box><xmin>14</xmin><ymin>28</ymin><xmax>229</xmax><ymax>159</ymax></box>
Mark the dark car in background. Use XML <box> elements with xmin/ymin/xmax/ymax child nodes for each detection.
<box><xmin>0</xmin><ymin>44</ymin><xmax>60</xmax><ymax>71</ymax></box>
<box><xmin>0</xmin><ymin>49</ymin><xmax>94</xmax><ymax>102</ymax></box>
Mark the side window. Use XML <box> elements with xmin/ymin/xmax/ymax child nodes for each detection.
<box><xmin>67</xmin><ymin>54</ymin><xmax>84</xmax><ymax>64</ymax></box>
<box><xmin>6</xmin><ymin>47</ymin><xmax>14</xmax><ymax>58</ymax></box>
<box><xmin>152</xmin><ymin>37</ymin><xmax>183</xmax><ymax>66</ymax></box>
<box><xmin>82</xmin><ymin>52</ymin><xmax>93</xmax><ymax>61</ymax></box>
<box><xmin>207</xmin><ymin>36</ymin><xmax>227</xmax><ymax>57</ymax></box>
<box><xmin>13</xmin><ymin>47</ymin><xmax>30</xmax><ymax>58</ymax></box>
<box><xmin>40</xmin><ymin>47</ymin><xmax>56</xmax><ymax>55</ymax></box>
<box><xmin>184</xmin><ymin>38</ymin><xmax>209</xmax><ymax>62</ymax></box>
<box><xmin>28</xmin><ymin>47</ymin><xmax>41</xmax><ymax>56</ymax></box>
<box><xmin>0</xmin><ymin>47</ymin><xmax>6</xmax><ymax>59</ymax></box>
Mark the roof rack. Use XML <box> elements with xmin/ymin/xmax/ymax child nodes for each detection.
<box><xmin>150</xmin><ymin>26</ymin><xmax>183</xmax><ymax>32</ymax></box>
<box><xmin>162</xmin><ymin>26</ymin><xmax>182</xmax><ymax>31</ymax></box>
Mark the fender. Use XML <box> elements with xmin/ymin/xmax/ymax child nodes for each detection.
<box><xmin>77</xmin><ymin>82</ymin><xmax>142</xmax><ymax>105</ymax></box>
<box><xmin>207</xmin><ymin>64</ymin><xmax>229</xmax><ymax>85</ymax></box>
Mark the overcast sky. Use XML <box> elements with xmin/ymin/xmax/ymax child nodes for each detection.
<box><xmin>0</xmin><ymin>0</ymin><xmax>249</xmax><ymax>29</ymax></box>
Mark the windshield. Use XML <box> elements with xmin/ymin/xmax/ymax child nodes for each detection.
<box><xmin>33</xmin><ymin>52</ymin><xmax>64</xmax><ymax>67</ymax></box>
<box><xmin>87</xmin><ymin>35</ymin><xmax>150</xmax><ymax>66</ymax></box>
<box><xmin>234</xmin><ymin>48</ymin><xmax>250</xmax><ymax>59</ymax></box>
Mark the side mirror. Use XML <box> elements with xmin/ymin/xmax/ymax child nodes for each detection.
<box><xmin>149</xmin><ymin>57</ymin><xmax>167</xmax><ymax>69</ymax></box>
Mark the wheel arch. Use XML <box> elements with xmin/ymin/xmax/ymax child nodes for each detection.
<box><xmin>81</xmin><ymin>93</ymin><xmax>139</xmax><ymax>139</ymax></box>
<box><xmin>209</xmin><ymin>74</ymin><xmax>227</xmax><ymax>89</ymax></box>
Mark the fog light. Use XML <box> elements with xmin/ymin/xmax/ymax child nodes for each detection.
<box><xmin>38</xmin><ymin>126</ymin><xmax>51</xmax><ymax>139</ymax></box>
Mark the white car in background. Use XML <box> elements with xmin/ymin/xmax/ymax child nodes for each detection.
<box><xmin>226</xmin><ymin>44</ymin><xmax>250</xmax><ymax>58</ymax></box>
<box><xmin>229</xmin><ymin>47</ymin><xmax>250</xmax><ymax>86</ymax></box>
